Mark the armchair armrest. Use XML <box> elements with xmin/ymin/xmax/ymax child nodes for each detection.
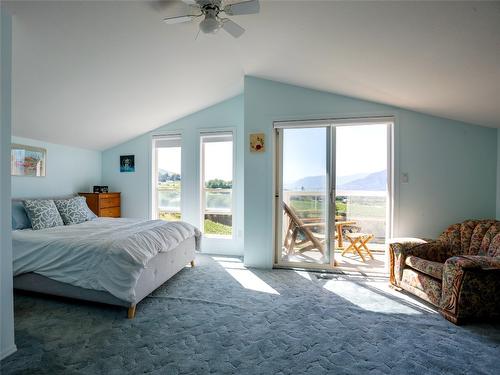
<box><xmin>449</xmin><ymin>255</ymin><xmax>500</xmax><ymax>270</ymax></box>
<box><xmin>389</xmin><ymin>240</ymin><xmax>450</xmax><ymax>285</ymax></box>
<box><xmin>440</xmin><ymin>256</ymin><xmax>500</xmax><ymax>324</ymax></box>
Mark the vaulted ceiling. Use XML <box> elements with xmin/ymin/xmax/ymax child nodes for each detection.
<box><xmin>5</xmin><ymin>1</ymin><xmax>500</xmax><ymax>150</ymax></box>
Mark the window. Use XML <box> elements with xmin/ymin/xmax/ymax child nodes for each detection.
<box><xmin>200</xmin><ymin>132</ymin><xmax>234</xmax><ymax>237</ymax></box>
<box><xmin>152</xmin><ymin>135</ymin><xmax>182</xmax><ymax>221</ymax></box>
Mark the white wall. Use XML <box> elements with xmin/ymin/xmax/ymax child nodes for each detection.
<box><xmin>244</xmin><ymin>76</ymin><xmax>497</xmax><ymax>268</ymax></box>
<box><xmin>11</xmin><ymin>136</ymin><xmax>101</xmax><ymax>198</ymax></box>
<box><xmin>102</xmin><ymin>95</ymin><xmax>244</xmax><ymax>255</ymax></box>
<box><xmin>1</xmin><ymin>8</ymin><xmax>16</xmax><ymax>360</ymax></box>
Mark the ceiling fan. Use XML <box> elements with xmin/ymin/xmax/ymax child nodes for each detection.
<box><xmin>161</xmin><ymin>0</ymin><xmax>260</xmax><ymax>38</ymax></box>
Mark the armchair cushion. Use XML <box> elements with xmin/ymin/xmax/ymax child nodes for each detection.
<box><xmin>401</xmin><ymin>268</ymin><xmax>442</xmax><ymax>306</ymax></box>
<box><xmin>405</xmin><ymin>256</ymin><xmax>443</xmax><ymax>280</ymax></box>
<box><xmin>390</xmin><ymin>241</ymin><xmax>452</xmax><ymax>285</ymax></box>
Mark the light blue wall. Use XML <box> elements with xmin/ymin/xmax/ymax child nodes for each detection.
<box><xmin>11</xmin><ymin>136</ymin><xmax>102</xmax><ymax>198</ymax></box>
<box><xmin>102</xmin><ymin>95</ymin><xmax>244</xmax><ymax>255</ymax></box>
<box><xmin>244</xmin><ymin>76</ymin><xmax>497</xmax><ymax>268</ymax></box>
<box><xmin>1</xmin><ymin>8</ymin><xmax>16</xmax><ymax>359</ymax></box>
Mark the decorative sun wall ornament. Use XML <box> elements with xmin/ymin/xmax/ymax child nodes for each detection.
<box><xmin>249</xmin><ymin>133</ymin><xmax>265</xmax><ymax>153</ymax></box>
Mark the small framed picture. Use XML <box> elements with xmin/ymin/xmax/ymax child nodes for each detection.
<box><xmin>249</xmin><ymin>133</ymin><xmax>265</xmax><ymax>153</ymax></box>
<box><xmin>11</xmin><ymin>144</ymin><xmax>47</xmax><ymax>177</ymax></box>
<box><xmin>120</xmin><ymin>155</ymin><xmax>135</xmax><ymax>173</ymax></box>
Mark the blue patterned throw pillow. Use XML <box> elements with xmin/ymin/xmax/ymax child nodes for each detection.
<box><xmin>54</xmin><ymin>196</ymin><xmax>90</xmax><ymax>225</ymax></box>
<box><xmin>23</xmin><ymin>200</ymin><xmax>64</xmax><ymax>230</ymax></box>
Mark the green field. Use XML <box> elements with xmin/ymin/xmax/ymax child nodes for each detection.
<box><xmin>288</xmin><ymin>194</ymin><xmax>387</xmax><ymax>240</ymax></box>
<box><xmin>289</xmin><ymin>196</ymin><xmax>385</xmax><ymax>218</ymax></box>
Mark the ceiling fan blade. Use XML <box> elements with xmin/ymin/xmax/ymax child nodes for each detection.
<box><xmin>163</xmin><ymin>14</ymin><xmax>198</xmax><ymax>24</ymax></box>
<box><xmin>222</xmin><ymin>19</ymin><xmax>245</xmax><ymax>38</ymax></box>
<box><xmin>224</xmin><ymin>0</ymin><xmax>253</xmax><ymax>5</ymax></box>
<box><xmin>224</xmin><ymin>0</ymin><xmax>259</xmax><ymax>16</ymax></box>
<box><xmin>150</xmin><ymin>0</ymin><xmax>189</xmax><ymax>11</ymax></box>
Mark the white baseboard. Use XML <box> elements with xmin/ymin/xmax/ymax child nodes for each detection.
<box><xmin>200</xmin><ymin>248</ymin><xmax>244</xmax><ymax>257</ymax></box>
<box><xmin>1</xmin><ymin>345</ymin><xmax>17</xmax><ymax>360</ymax></box>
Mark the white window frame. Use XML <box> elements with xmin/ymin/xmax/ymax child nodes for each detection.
<box><xmin>200</xmin><ymin>131</ymin><xmax>235</xmax><ymax>239</ymax></box>
<box><xmin>151</xmin><ymin>134</ymin><xmax>182</xmax><ymax>220</ymax></box>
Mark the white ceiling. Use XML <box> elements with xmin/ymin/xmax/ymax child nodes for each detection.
<box><xmin>5</xmin><ymin>0</ymin><xmax>500</xmax><ymax>150</ymax></box>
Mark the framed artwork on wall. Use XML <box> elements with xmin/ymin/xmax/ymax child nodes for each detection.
<box><xmin>120</xmin><ymin>155</ymin><xmax>135</xmax><ymax>172</ymax></box>
<box><xmin>11</xmin><ymin>143</ymin><xmax>47</xmax><ymax>177</ymax></box>
<box><xmin>249</xmin><ymin>133</ymin><xmax>265</xmax><ymax>153</ymax></box>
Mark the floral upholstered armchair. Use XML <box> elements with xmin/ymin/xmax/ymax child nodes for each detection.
<box><xmin>389</xmin><ymin>220</ymin><xmax>500</xmax><ymax>324</ymax></box>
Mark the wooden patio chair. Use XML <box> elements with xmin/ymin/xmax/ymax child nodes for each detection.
<box><xmin>282</xmin><ymin>202</ymin><xmax>326</xmax><ymax>256</ymax></box>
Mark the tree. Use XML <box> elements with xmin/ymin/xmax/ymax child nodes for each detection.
<box><xmin>205</xmin><ymin>179</ymin><xmax>232</xmax><ymax>189</ymax></box>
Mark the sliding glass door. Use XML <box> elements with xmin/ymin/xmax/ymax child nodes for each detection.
<box><xmin>275</xmin><ymin>119</ymin><xmax>392</xmax><ymax>270</ymax></box>
<box><xmin>335</xmin><ymin>124</ymin><xmax>389</xmax><ymax>246</ymax></box>
<box><xmin>276</xmin><ymin>126</ymin><xmax>333</xmax><ymax>267</ymax></box>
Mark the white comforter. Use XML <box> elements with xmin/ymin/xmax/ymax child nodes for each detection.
<box><xmin>12</xmin><ymin>218</ymin><xmax>201</xmax><ymax>302</ymax></box>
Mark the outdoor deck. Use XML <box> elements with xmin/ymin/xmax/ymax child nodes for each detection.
<box><xmin>280</xmin><ymin>243</ymin><xmax>388</xmax><ymax>276</ymax></box>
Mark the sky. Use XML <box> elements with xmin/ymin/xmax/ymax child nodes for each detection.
<box><xmin>157</xmin><ymin>125</ymin><xmax>386</xmax><ymax>184</ymax></box>
<box><xmin>282</xmin><ymin>124</ymin><xmax>387</xmax><ymax>184</ymax></box>
<box><xmin>157</xmin><ymin>141</ymin><xmax>233</xmax><ymax>182</ymax></box>
<box><xmin>158</xmin><ymin>147</ymin><xmax>181</xmax><ymax>174</ymax></box>
<box><xmin>203</xmin><ymin>141</ymin><xmax>233</xmax><ymax>182</ymax></box>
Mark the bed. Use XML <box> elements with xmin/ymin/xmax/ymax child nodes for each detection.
<box><xmin>12</xmin><ymin>216</ymin><xmax>201</xmax><ymax>318</ymax></box>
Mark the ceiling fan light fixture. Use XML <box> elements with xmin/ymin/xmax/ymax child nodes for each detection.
<box><xmin>199</xmin><ymin>16</ymin><xmax>221</xmax><ymax>34</ymax></box>
<box><xmin>161</xmin><ymin>0</ymin><xmax>259</xmax><ymax>38</ymax></box>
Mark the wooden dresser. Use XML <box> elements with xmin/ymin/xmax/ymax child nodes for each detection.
<box><xmin>79</xmin><ymin>192</ymin><xmax>121</xmax><ymax>218</ymax></box>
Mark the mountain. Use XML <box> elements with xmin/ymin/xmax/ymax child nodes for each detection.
<box><xmin>339</xmin><ymin>170</ymin><xmax>387</xmax><ymax>191</ymax></box>
<box><xmin>285</xmin><ymin>170</ymin><xmax>387</xmax><ymax>191</ymax></box>
<box><xmin>285</xmin><ymin>172</ymin><xmax>370</xmax><ymax>191</ymax></box>
<box><xmin>285</xmin><ymin>175</ymin><xmax>326</xmax><ymax>191</ymax></box>
<box><xmin>337</xmin><ymin>172</ymin><xmax>370</xmax><ymax>186</ymax></box>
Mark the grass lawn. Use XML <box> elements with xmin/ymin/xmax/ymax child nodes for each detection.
<box><xmin>204</xmin><ymin>219</ymin><xmax>232</xmax><ymax>236</ymax></box>
<box><xmin>159</xmin><ymin>212</ymin><xmax>181</xmax><ymax>221</ymax></box>
<box><xmin>158</xmin><ymin>181</ymin><xmax>181</xmax><ymax>189</ymax></box>
<box><xmin>159</xmin><ymin>212</ymin><xmax>232</xmax><ymax>236</ymax></box>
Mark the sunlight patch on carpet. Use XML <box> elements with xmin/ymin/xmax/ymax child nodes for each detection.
<box><xmin>322</xmin><ymin>280</ymin><xmax>434</xmax><ymax>314</ymax></box>
<box><xmin>294</xmin><ymin>270</ymin><xmax>313</xmax><ymax>281</ymax></box>
<box><xmin>212</xmin><ymin>257</ymin><xmax>280</xmax><ymax>295</ymax></box>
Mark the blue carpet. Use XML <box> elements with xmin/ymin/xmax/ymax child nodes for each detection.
<box><xmin>1</xmin><ymin>254</ymin><xmax>499</xmax><ymax>374</ymax></box>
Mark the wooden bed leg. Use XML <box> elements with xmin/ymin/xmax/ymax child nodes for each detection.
<box><xmin>127</xmin><ymin>305</ymin><xmax>136</xmax><ymax>319</ymax></box>
<box><xmin>190</xmin><ymin>260</ymin><xmax>195</xmax><ymax>267</ymax></box>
